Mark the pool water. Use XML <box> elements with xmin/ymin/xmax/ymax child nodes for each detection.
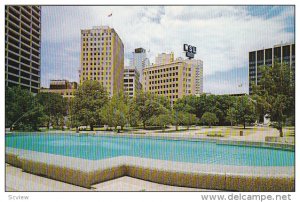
<box><xmin>5</xmin><ymin>134</ymin><xmax>294</xmax><ymax>166</ymax></box>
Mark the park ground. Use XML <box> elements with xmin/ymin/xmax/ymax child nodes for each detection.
<box><xmin>47</xmin><ymin>125</ymin><xmax>294</xmax><ymax>143</ymax></box>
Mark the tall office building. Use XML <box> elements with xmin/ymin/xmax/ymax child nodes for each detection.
<box><xmin>79</xmin><ymin>26</ymin><xmax>124</xmax><ymax>96</ymax></box>
<box><xmin>5</xmin><ymin>6</ymin><xmax>41</xmax><ymax>93</ymax></box>
<box><xmin>130</xmin><ymin>48</ymin><xmax>150</xmax><ymax>68</ymax></box>
<box><xmin>123</xmin><ymin>67</ymin><xmax>142</xmax><ymax>98</ymax></box>
<box><xmin>129</xmin><ymin>47</ymin><xmax>150</xmax><ymax>81</ymax></box>
<box><xmin>143</xmin><ymin>55</ymin><xmax>203</xmax><ymax>105</ymax></box>
<box><xmin>249</xmin><ymin>43</ymin><xmax>295</xmax><ymax>94</ymax></box>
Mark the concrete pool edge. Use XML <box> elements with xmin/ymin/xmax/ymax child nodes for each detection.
<box><xmin>5</xmin><ymin>147</ymin><xmax>295</xmax><ymax>191</ymax></box>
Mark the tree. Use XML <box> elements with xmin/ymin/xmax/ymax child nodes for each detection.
<box><xmin>72</xmin><ymin>80</ymin><xmax>108</xmax><ymax>131</ymax></box>
<box><xmin>174</xmin><ymin>94</ymin><xmax>235</xmax><ymax>126</ymax></box>
<box><xmin>226</xmin><ymin>107</ymin><xmax>237</xmax><ymax>127</ymax></box>
<box><xmin>252</xmin><ymin>61</ymin><xmax>295</xmax><ymax>136</ymax></box>
<box><xmin>5</xmin><ymin>86</ymin><xmax>44</xmax><ymax>131</ymax></box>
<box><xmin>100</xmin><ymin>103</ymin><xmax>114</xmax><ymax>130</ymax></box>
<box><xmin>201</xmin><ymin>112</ymin><xmax>218</xmax><ymax>128</ymax></box>
<box><xmin>134</xmin><ymin>92</ymin><xmax>170</xmax><ymax>128</ymax></box>
<box><xmin>147</xmin><ymin>113</ymin><xmax>173</xmax><ymax>131</ymax></box>
<box><xmin>67</xmin><ymin>98</ymin><xmax>81</xmax><ymax>129</ymax></box>
<box><xmin>173</xmin><ymin>95</ymin><xmax>198</xmax><ymax>115</ymax></box>
<box><xmin>100</xmin><ymin>93</ymin><xmax>129</xmax><ymax>130</ymax></box>
<box><xmin>172</xmin><ymin>111</ymin><xmax>187</xmax><ymax>131</ymax></box>
<box><xmin>127</xmin><ymin>99</ymin><xmax>140</xmax><ymax>127</ymax></box>
<box><xmin>36</xmin><ymin>92</ymin><xmax>67</xmax><ymax>129</ymax></box>
<box><xmin>182</xmin><ymin>112</ymin><xmax>199</xmax><ymax>129</ymax></box>
<box><xmin>235</xmin><ymin>96</ymin><xmax>256</xmax><ymax>129</ymax></box>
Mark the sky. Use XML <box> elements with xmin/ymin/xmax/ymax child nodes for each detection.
<box><xmin>40</xmin><ymin>6</ymin><xmax>294</xmax><ymax>94</ymax></box>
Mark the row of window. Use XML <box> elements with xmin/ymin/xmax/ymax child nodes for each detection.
<box><xmin>82</xmin><ymin>31</ymin><xmax>112</xmax><ymax>37</ymax></box>
<box><xmin>155</xmin><ymin>91</ymin><xmax>179</xmax><ymax>97</ymax></box>
<box><xmin>82</xmin><ymin>67</ymin><xmax>111</xmax><ymax>71</ymax></box>
<box><xmin>82</xmin><ymin>72</ymin><xmax>111</xmax><ymax>76</ymax></box>
<box><xmin>82</xmin><ymin>63</ymin><xmax>112</xmax><ymax>67</ymax></box>
<box><xmin>124</xmin><ymin>84</ymin><xmax>134</xmax><ymax>87</ymax></box>
<box><xmin>82</xmin><ymin>47</ymin><xmax>111</xmax><ymax>52</ymax></box>
<box><xmin>6</xmin><ymin>72</ymin><xmax>39</xmax><ymax>86</ymax></box>
<box><xmin>149</xmin><ymin>78</ymin><xmax>179</xmax><ymax>84</ymax></box>
<box><xmin>148</xmin><ymin>84</ymin><xmax>179</xmax><ymax>90</ymax></box>
<box><xmin>82</xmin><ymin>37</ymin><xmax>111</xmax><ymax>41</ymax></box>
<box><xmin>82</xmin><ymin>58</ymin><xmax>112</xmax><ymax>63</ymax></box>
<box><xmin>82</xmin><ymin>50</ymin><xmax>111</xmax><ymax>57</ymax></box>
<box><xmin>147</xmin><ymin>72</ymin><xmax>179</xmax><ymax>79</ymax></box>
<box><xmin>82</xmin><ymin>42</ymin><xmax>111</xmax><ymax>46</ymax></box>
<box><xmin>144</xmin><ymin>66</ymin><xmax>180</xmax><ymax>75</ymax></box>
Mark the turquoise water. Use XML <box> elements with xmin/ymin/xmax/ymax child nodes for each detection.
<box><xmin>5</xmin><ymin>133</ymin><xmax>294</xmax><ymax>166</ymax></box>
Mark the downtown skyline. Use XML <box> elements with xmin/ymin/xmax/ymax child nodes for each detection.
<box><xmin>41</xmin><ymin>6</ymin><xmax>294</xmax><ymax>94</ymax></box>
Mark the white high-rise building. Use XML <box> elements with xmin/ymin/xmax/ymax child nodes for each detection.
<box><xmin>129</xmin><ymin>48</ymin><xmax>150</xmax><ymax>80</ymax></box>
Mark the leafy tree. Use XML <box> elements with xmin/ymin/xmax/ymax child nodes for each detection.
<box><xmin>201</xmin><ymin>112</ymin><xmax>218</xmax><ymax>128</ymax></box>
<box><xmin>127</xmin><ymin>99</ymin><xmax>140</xmax><ymax>127</ymax></box>
<box><xmin>100</xmin><ymin>93</ymin><xmax>129</xmax><ymax>130</ymax></box>
<box><xmin>252</xmin><ymin>61</ymin><xmax>295</xmax><ymax>136</ymax></box>
<box><xmin>226</xmin><ymin>107</ymin><xmax>237</xmax><ymax>127</ymax></box>
<box><xmin>235</xmin><ymin>95</ymin><xmax>256</xmax><ymax>129</ymax></box>
<box><xmin>5</xmin><ymin>86</ymin><xmax>44</xmax><ymax>131</ymax></box>
<box><xmin>213</xmin><ymin>95</ymin><xmax>235</xmax><ymax>125</ymax></box>
<box><xmin>100</xmin><ymin>103</ymin><xmax>114</xmax><ymax>130</ymax></box>
<box><xmin>67</xmin><ymin>98</ymin><xmax>81</xmax><ymax>129</ymax></box>
<box><xmin>147</xmin><ymin>113</ymin><xmax>173</xmax><ymax>131</ymax></box>
<box><xmin>72</xmin><ymin>80</ymin><xmax>108</xmax><ymax>131</ymax></box>
<box><xmin>173</xmin><ymin>95</ymin><xmax>198</xmax><ymax>115</ymax></box>
<box><xmin>134</xmin><ymin>92</ymin><xmax>170</xmax><ymax>128</ymax></box>
<box><xmin>182</xmin><ymin>112</ymin><xmax>199</xmax><ymax>129</ymax></box>
<box><xmin>172</xmin><ymin>111</ymin><xmax>187</xmax><ymax>131</ymax></box>
<box><xmin>174</xmin><ymin>94</ymin><xmax>235</xmax><ymax>125</ymax></box>
<box><xmin>36</xmin><ymin>92</ymin><xmax>67</xmax><ymax>129</ymax></box>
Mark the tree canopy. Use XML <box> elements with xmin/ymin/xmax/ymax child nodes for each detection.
<box><xmin>201</xmin><ymin>112</ymin><xmax>218</xmax><ymax>128</ymax></box>
<box><xmin>252</xmin><ymin>61</ymin><xmax>295</xmax><ymax>136</ymax></box>
<box><xmin>5</xmin><ymin>86</ymin><xmax>44</xmax><ymax>131</ymax></box>
<box><xmin>72</xmin><ymin>80</ymin><xmax>109</xmax><ymax>131</ymax></box>
<box><xmin>36</xmin><ymin>92</ymin><xmax>67</xmax><ymax>129</ymax></box>
<box><xmin>234</xmin><ymin>96</ymin><xmax>256</xmax><ymax>129</ymax></box>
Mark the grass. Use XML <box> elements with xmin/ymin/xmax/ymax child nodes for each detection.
<box><xmin>200</xmin><ymin>126</ymin><xmax>268</xmax><ymax>137</ymax></box>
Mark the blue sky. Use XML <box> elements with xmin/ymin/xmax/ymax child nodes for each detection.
<box><xmin>40</xmin><ymin>6</ymin><xmax>294</xmax><ymax>94</ymax></box>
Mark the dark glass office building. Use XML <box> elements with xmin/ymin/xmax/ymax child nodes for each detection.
<box><xmin>5</xmin><ymin>6</ymin><xmax>41</xmax><ymax>93</ymax></box>
<box><xmin>249</xmin><ymin>43</ymin><xmax>295</xmax><ymax>94</ymax></box>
